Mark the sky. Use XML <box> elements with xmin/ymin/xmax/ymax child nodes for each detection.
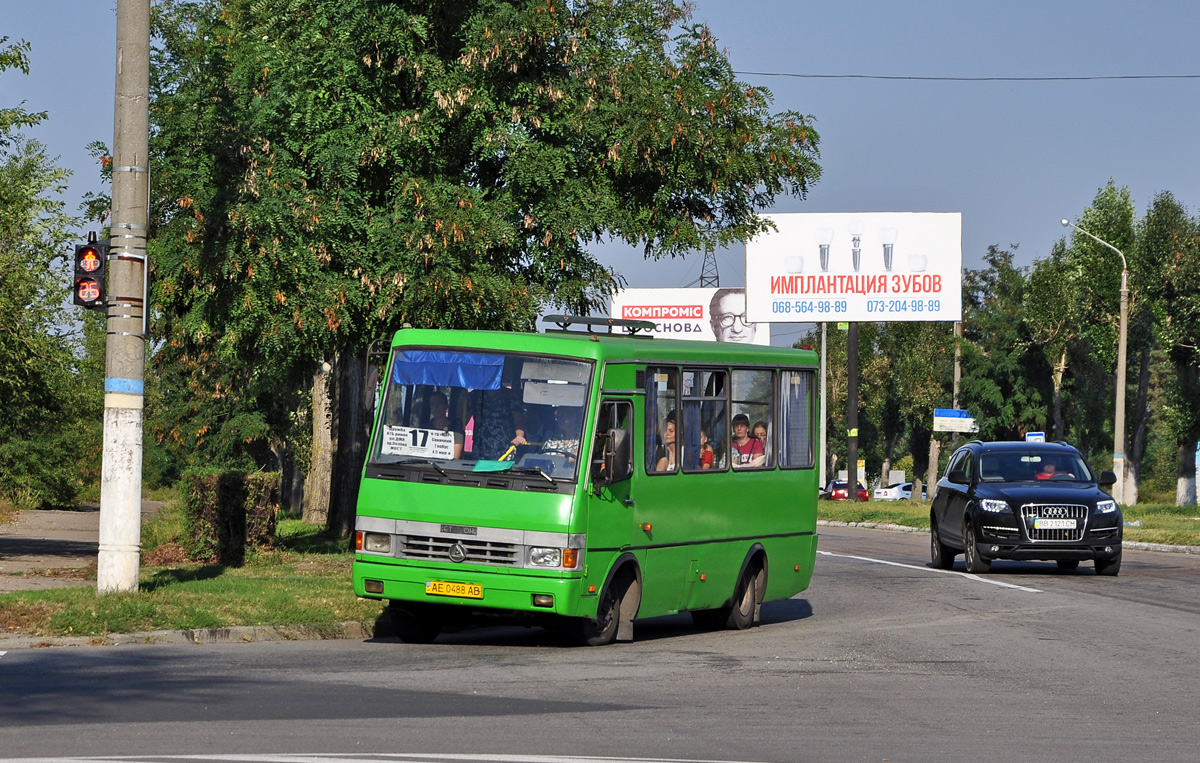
<box><xmin>5</xmin><ymin>1</ymin><xmax>1200</xmax><ymax>345</ymax></box>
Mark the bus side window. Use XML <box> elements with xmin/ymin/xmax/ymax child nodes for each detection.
<box><xmin>644</xmin><ymin>367</ymin><xmax>678</xmax><ymax>475</ymax></box>
<box><xmin>682</xmin><ymin>368</ymin><xmax>727</xmax><ymax>473</ymax></box>
<box><xmin>779</xmin><ymin>370</ymin><xmax>815</xmax><ymax>468</ymax></box>
<box><xmin>732</xmin><ymin>368</ymin><xmax>774</xmax><ymax>469</ymax></box>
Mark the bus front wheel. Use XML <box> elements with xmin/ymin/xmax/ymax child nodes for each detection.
<box><xmin>388</xmin><ymin>601</ymin><xmax>442</xmax><ymax>644</ymax></box>
<box><xmin>574</xmin><ymin>579</ymin><xmax>623</xmax><ymax>646</ymax></box>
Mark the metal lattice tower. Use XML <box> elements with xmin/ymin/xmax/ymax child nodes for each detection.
<box><xmin>697</xmin><ymin>249</ymin><xmax>720</xmax><ymax>287</ymax></box>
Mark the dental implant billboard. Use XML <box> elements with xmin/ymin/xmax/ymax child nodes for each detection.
<box><xmin>745</xmin><ymin>212</ymin><xmax>962</xmax><ymax>323</ymax></box>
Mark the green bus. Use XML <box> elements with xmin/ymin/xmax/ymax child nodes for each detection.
<box><xmin>352</xmin><ymin>316</ymin><xmax>819</xmax><ymax>644</ymax></box>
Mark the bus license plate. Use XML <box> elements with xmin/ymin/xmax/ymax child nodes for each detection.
<box><xmin>426</xmin><ymin>580</ymin><xmax>483</xmax><ymax>599</ymax></box>
<box><xmin>1034</xmin><ymin>518</ymin><xmax>1076</xmax><ymax>530</ymax></box>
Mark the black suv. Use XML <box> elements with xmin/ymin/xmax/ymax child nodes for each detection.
<box><xmin>930</xmin><ymin>441</ymin><xmax>1123</xmax><ymax>576</ymax></box>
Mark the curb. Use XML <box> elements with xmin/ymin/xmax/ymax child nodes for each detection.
<box><xmin>817</xmin><ymin>519</ymin><xmax>1200</xmax><ymax>555</ymax></box>
<box><xmin>0</xmin><ymin>620</ymin><xmax>376</xmax><ymax>651</ymax></box>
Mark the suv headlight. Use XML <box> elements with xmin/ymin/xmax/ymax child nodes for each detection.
<box><xmin>1096</xmin><ymin>499</ymin><xmax>1118</xmax><ymax>514</ymax></box>
<box><xmin>980</xmin><ymin>499</ymin><xmax>1009</xmax><ymax>513</ymax></box>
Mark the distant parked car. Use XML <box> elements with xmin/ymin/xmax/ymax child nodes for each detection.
<box><xmin>874</xmin><ymin>482</ymin><xmax>927</xmax><ymax>501</ymax></box>
<box><xmin>821</xmin><ymin>479</ymin><xmax>868</xmax><ymax>501</ymax></box>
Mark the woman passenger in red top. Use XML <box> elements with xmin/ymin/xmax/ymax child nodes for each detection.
<box><xmin>730</xmin><ymin>413</ymin><xmax>765</xmax><ymax>468</ymax></box>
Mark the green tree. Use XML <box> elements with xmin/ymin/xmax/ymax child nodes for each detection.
<box><xmin>1061</xmin><ymin>181</ymin><xmax>1138</xmax><ymax>464</ymax></box>
<box><xmin>0</xmin><ymin>38</ymin><xmax>86</xmax><ymax>508</ymax></box>
<box><xmin>959</xmin><ymin>246</ymin><xmax>1050</xmax><ymax>441</ymax></box>
<box><xmin>148</xmin><ymin>0</ymin><xmax>823</xmax><ymax>534</ymax></box>
<box><xmin>1137</xmin><ymin>191</ymin><xmax>1200</xmax><ymax>504</ymax></box>
<box><xmin>1024</xmin><ymin>239</ymin><xmax>1081</xmax><ymax>441</ymax></box>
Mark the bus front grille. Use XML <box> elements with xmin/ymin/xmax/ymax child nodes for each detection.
<box><xmin>401</xmin><ymin>535</ymin><xmax>521</xmax><ymax>566</ymax></box>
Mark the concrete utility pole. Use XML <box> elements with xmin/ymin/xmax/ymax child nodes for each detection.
<box><xmin>1061</xmin><ymin>219</ymin><xmax>1129</xmax><ymax>505</ymax></box>
<box><xmin>819</xmin><ymin>322</ymin><xmax>827</xmax><ymax>487</ymax></box>
<box><xmin>97</xmin><ymin>0</ymin><xmax>151</xmax><ymax>593</ymax></box>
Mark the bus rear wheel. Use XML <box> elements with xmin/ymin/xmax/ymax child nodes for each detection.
<box><xmin>388</xmin><ymin>601</ymin><xmax>442</xmax><ymax>644</ymax></box>
<box><xmin>725</xmin><ymin>568</ymin><xmax>757</xmax><ymax>630</ymax></box>
<box><xmin>691</xmin><ymin>567</ymin><xmax>759</xmax><ymax>631</ymax></box>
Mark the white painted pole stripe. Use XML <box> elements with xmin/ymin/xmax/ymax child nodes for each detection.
<box><xmin>817</xmin><ymin>549</ymin><xmax>1043</xmax><ymax>593</ymax></box>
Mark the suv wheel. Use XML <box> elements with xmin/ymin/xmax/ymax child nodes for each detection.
<box><xmin>930</xmin><ymin>515</ymin><xmax>956</xmax><ymax>570</ymax></box>
<box><xmin>963</xmin><ymin>523</ymin><xmax>991</xmax><ymax>574</ymax></box>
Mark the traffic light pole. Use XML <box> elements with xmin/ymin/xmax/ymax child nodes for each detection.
<box><xmin>97</xmin><ymin>0</ymin><xmax>151</xmax><ymax>594</ymax></box>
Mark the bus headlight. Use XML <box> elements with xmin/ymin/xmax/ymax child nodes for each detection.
<box><xmin>363</xmin><ymin>532</ymin><xmax>391</xmax><ymax>553</ymax></box>
<box><xmin>530</xmin><ymin>547</ymin><xmax>562</xmax><ymax>567</ymax></box>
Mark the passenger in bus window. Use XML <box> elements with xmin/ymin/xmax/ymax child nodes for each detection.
<box><xmin>699</xmin><ymin>428</ymin><xmax>715</xmax><ymax>470</ymax></box>
<box><xmin>752</xmin><ymin>421</ymin><xmax>768</xmax><ymax>445</ymax></box>
<box><xmin>655</xmin><ymin>419</ymin><xmax>677</xmax><ymax>472</ymax></box>
<box><xmin>731</xmin><ymin>413</ymin><xmax>765</xmax><ymax>468</ymax></box>
<box><xmin>542</xmin><ymin>406</ymin><xmax>583</xmax><ymax>461</ymax></box>
<box><xmin>476</xmin><ymin>386</ymin><xmax>527</xmax><ymax>460</ymax></box>
<box><xmin>426</xmin><ymin>391</ymin><xmax>464</xmax><ymax>458</ymax></box>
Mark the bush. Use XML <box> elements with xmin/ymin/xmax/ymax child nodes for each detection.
<box><xmin>180</xmin><ymin>470</ymin><xmax>280</xmax><ymax>565</ymax></box>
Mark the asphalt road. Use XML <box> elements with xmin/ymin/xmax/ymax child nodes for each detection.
<box><xmin>2</xmin><ymin>526</ymin><xmax>1198</xmax><ymax>763</ymax></box>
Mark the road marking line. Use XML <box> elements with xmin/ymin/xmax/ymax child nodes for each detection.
<box><xmin>818</xmin><ymin>550</ymin><xmax>1043</xmax><ymax>593</ymax></box>
<box><xmin>0</xmin><ymin>756</ymin><xmax>769</xmax><ymax>763</ymax></box>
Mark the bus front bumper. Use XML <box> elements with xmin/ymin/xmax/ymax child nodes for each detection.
<box><xmin>353</xmin><ymin>556</ymin><xmax>589</xmax><ymax>618</ymax></box>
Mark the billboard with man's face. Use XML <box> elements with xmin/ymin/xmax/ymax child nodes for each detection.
<box><xmin>609</xmin><ymin>287</ymin><xmax>772</xmax><ymax>345</ymax></box>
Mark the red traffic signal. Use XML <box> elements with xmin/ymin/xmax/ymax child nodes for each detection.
<box><xmin>72</xmin><ymin>240</ymin><xmax>107</xmax><ymax>309</ymax></box>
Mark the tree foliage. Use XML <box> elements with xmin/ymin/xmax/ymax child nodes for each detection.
<box><xmin>147</xmin><ymin>0</ymin><xmax>822</xmax><ymax>469</ymax></box>
<box><xmin>0</xmin><ymin>39</ymin><xmax>86</xmax><ymax>507</ymax></box>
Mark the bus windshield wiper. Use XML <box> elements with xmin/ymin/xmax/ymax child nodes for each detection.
<box><xmin>398</xmin><ymin>458</ymin><xmax>447</xmax><ymax>476</ymax></box>
<box><xmin>510</xmin><ymin>466</ymin><xmax>555</xmax><ymax>484</ymax></box>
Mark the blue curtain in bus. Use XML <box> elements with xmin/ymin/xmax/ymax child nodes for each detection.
<box><xmin>392</xmin><ymin>351</ymin><xmax>505</xmax><ymax>390</ymax></box>
<box><xmin>683</xmin><ymin>402</ymin><xmax>701</xmax><ymax>470</ymax></box>
<box><xmin>645</xmin><ymin>385</ymin><xmax>659</xmax><ymax>470</ymax></box>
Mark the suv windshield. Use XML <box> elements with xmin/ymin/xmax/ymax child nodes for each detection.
<box><xmin>369</xmin><ymin>349</ymin><xmax>592</xmax><ymax>480</ymax></box>
<box><xmin>977</xmin><ymin>450</ymin><xmax>1094</xmax><ymax>483</ymax></box>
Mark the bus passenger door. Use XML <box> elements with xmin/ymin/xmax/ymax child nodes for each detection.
<box><xmin>586</xmin><ymin>399</ymin><xmax>637</xmax><ymax>580</ymax></box>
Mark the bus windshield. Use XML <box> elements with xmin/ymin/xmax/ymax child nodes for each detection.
<box><xmin>369</xmin><ymin>349</ymin><xmax>593</xmax><ymax>479</ymax></box>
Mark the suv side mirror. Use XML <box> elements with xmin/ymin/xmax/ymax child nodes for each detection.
<box><xmin>1097</xmin><ymin>469</ymin><xmax>1117</xmax><ymax>487</ymax></box>
<box><xmin>947</xmin><ymin>469</ymin><xmax>969</xmax><ymax>485</ymax></box>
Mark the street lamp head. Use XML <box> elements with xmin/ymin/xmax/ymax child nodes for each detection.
<box><xmin>1060</xmin><ymin>218</ymin><xmax>1071</xmax><ymax>228</ymax></box>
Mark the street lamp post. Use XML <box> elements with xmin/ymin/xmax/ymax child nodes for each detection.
<box><xmin>1061</xmin><ymin>218</ymin><xmax>1129</xmax><ymax>504</ymax></box>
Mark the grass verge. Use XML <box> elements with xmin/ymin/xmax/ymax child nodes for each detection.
<box><xmin>0</xmin><ymin>516</ymin><xmax>382</xmax><ymax>639</ymax></box>
<box><xmin>818</xmin><ymin>499</ymin><xmax>1200</xmax><ymax>547</ymax></box>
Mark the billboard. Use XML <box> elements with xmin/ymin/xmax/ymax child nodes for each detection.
<box><xmin>745</xmin><ymin>212</ymin><xmax>963</xmax><ymax>323</ymax></box>
<box><xmin>609</xmin><ymin>287</ymin><xmax>772</xmax><ymax>345</ymax></box>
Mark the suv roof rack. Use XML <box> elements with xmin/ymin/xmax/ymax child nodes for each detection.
<box><xmin>542</xmin><ymin>314</ymin><xmax>656</xmax><ymax>336</ymax></box>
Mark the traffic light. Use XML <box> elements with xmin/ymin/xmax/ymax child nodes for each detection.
<box><xmin>72</xmin><ymin>234</ymin><xmax>107</xmax><ymax>310</ymax></box>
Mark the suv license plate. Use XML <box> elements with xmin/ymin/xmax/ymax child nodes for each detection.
<box><xmin>1034</xmin><ymin>518</ymin><xmax>1076</xmax><ymax>530</ymax></box>
<box><xmin>426</xmin><ymin>580</ymin><xmax>483</xmax><ymax>599</ymax></box>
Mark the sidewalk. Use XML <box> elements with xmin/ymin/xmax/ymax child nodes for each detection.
<box><xmin>0</xmin><ymin>503</ymin><xmax>162</xmax><ymax>594</ymax></box>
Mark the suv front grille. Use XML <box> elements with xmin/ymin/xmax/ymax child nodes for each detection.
<box><xmin>401</xmin><ymin>535</ymin><xmax>520</xmax><ymax>565</ymax></box>
<box><xmin>1021</xmin><ymin>503</ymin><xmax>1088</xmax><ymax>542</ymax></box>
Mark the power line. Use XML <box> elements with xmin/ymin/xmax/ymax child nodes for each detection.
<box><xmin>734</xmin><ymin>71</ymin><xmax>1200</xmax><ymax>82</ymax></box>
